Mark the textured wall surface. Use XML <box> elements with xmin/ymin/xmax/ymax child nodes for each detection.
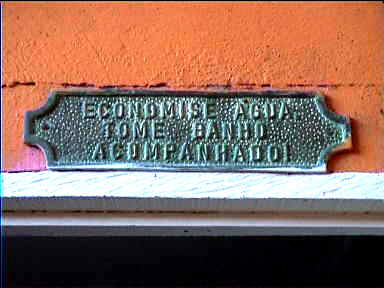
<box><xmin>2</xmin><ymin>2</ymin><xmax>384</xmax><ymax>172</ymax></box>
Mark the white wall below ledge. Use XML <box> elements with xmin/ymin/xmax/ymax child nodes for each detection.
<box><xmin>2</xmin><ymin>171</ymin><xmax>384</xmax><ymax>213</ymax></box>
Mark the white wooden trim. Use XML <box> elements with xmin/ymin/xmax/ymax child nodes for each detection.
<box><xmin>4</xmin><ymin>211</ymin><xmax>384</xmax><ymax>236</ymax></box>
<box><xmin>2</xmin><ymin>171</ymin><xmax>384</xmax><ymax>213</ymax></box>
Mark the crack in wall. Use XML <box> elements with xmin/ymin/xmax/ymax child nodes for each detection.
<box><xmin>1</xmin><ymin>81</ymin><xmax>380</xmax><ymax>90</ymax></box>
<box><xmin>1</xmin><ymin>81</ymin><xmax>36</xmax><ymax>88</ymax></box>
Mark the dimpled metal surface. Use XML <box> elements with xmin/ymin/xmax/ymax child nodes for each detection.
<box><xmin>24</xmin><ymin>90</ymin><xmax>351</xmax><ymax>173</ymax></box>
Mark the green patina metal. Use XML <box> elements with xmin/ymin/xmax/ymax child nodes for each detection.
<box><xmin>24</xmin><ymin>89</ymin><xmax>351</xmax><ymax>173</ymax></box>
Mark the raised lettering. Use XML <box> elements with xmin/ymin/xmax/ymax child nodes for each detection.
<box><xmin>188</xmin><ymin>102</ymin><xmax>200</xmax><ymax>120</ymax></box>
<box><xmin>98</xmin><ymin>103</ymin><xmax>110</xmax><ymax>119</ymax></box>
<box><xmin>203</xmin><ymin>103</ymin><xmax>217</xmax><ymax>119</ymax></box>
<box><xmin>254</xmin><ymin>122</ymin><xmax>265</xmax><ymax>139</ymax></box>
<box><xmin>205</xmin><ymin>121</ymin><xmax>220</xmax><ymax>140</ymax></box>
<box><xmin>127</xmin><ymin>143</ymin><xmax>140</xmax><ymax>160</ymax></box>
<box><xmin>82</xmin><ymin>102</ymin><xmax>96</xmax><ymax>119</ymax></box>
<box><xmin>282</xmin><ymin>143</ymin><xmax>289</xmax><ymax>162</ymax></box>
<box><xmin>92</xmin><ymin>143</ymin><xmax>105</xmax><ymax>160</ymax></box>
<box><xmin>101</xmin><ymin>121</ymin><xmax>114</xmax><ymax>138</ymax></box>
<box><xmin>178</xmin><ymin>101</ymin><xmax>187</xmax><ymax>119</ymax></box>
<box><xmin>143</xmin><ymin>143</ymin><xmax>161</xmax><ymax>160</ymax></box>
<box><xmin>234</xmin><ymin>103</ymin><xmax>247</xmax><ymax>120</ymax></box>
<box><xmin>196</xmin><ymin>144</ymin><xmax>209</xmax><ymax>161</ymax></box>
<box><xmin>192</xmin><ymin>123</ymin><xmax>204</xmax><ymax>140</ymax></box>
<box><xmin>278</xmin><ymin>103</ymin><xmax>290</xmax><ymax>120</ymax></box>
<box><xmin>144</xmin><ymin>103</ymin><xmax>157</xmax><ymax>119</ymax></box>
<box><xmin>110</xmin><ymin>142</ymin><xmax>124</xmax><ymax>160</ymax></box>
<box><xmin>117</xmin><ymin>122</ymin><xmax>129</xmax><ymax>138</ymax></box>
<box><xmin>178</xmin><ymin>143</ymin><xmax>193</xmax><ymax>161</ymax></box>
<box><xmin>267</xmin><ymin>145</ymin><xmax>279</xmax><ymax>162</ymax></box>
<box><xmin>237</xmin><ymin>122</ymin><xmax>251</xmax><ymax>140</ymax></box>
<box><xmin>264</xmin><ymin>103</ymin><xmax>276</xmax><ymax>119</ymax></box>
<box><xmin>164</xmin><ymin>143</ymin><xmax>176</xmax><ymax>160</ymax></box>
<box><xmin>221</xmin><ymin>122</ymin><xmax>234</xmax><ymax>140</ymax></box>
<box><xmin>113</xmin><ymin>103</ymin><xmax>124</xmax><ymax>119</ymax></box>
<box><xmin>128</xmin><ymin>103</ymin><xmax>141</xmax><ymax>119</ymax></box>
<box><xmin>215</xmin><ymin>144</ymin><xmax>228</xmax><ymax>162</ymax></box>
<box><xmin>232</xmin><ymin>145</ymin><xmax>246</xmax><ymax>162</ymax></box>
<box><xmin>132</xmin><ymin>121</ymin><xmax>148</xmax><ymax>139</ymax></box>
<box><xmin>160</xmin><ymin>102</ymin><xmax>176</xmax><ymax>119</ymax></box>
<box><xmin>249</xmin><ymin>103</ymin><xmax>260</xmax><ymax>119</ymax></box>
<box><xmin>151</xmin><ymin>121</ymin><xmax>165</xmax><ymax>139</ymax></box>
<box><xmin>249</xmin><ymin>145</ymin><xmax>261</xmax><ymax>161</ymax></box>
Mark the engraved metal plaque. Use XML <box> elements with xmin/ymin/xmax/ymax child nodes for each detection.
<box><xmin>25</xmin><ymin>90</ymin><xmax>351</xmax><ymax>173</ymax></box>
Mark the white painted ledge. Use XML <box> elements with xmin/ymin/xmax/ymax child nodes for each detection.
<box><xmin>4</xmin><ymin>212</ymin><xmax>384</xmax><ymax>236</ymax></box>
<box><xmin>2</xmin><ymin>171</ymin><xmax>384</xmax><ymax>213</ymax></box>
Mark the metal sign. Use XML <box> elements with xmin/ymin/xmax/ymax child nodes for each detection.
<box><xmin>25</xmin><ymin>89</ymin><xmax>351</xmax><ymax>173</ymax></box>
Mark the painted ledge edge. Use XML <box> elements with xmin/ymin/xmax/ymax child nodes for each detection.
<box><xmin>2</xmin><ymin>171</ymin><xmax>384</xmax><ymax>213</ymax></box>
<box><xmin>4</xmin><ymin>212</ymin><xmax>384</xmax><ymax>236</ymax></box>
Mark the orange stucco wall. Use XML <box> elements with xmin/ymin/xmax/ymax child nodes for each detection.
<box><xmin>2</xmin><ymin>2</ymin><xmax>384</xmax><ymax>172</ymax></box>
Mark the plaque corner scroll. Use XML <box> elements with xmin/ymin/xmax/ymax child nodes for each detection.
<box><xmin>314</xmin><ymin>93</ymin><xmax>352</xmax><ymax>167</ymax></box>
<box><xmin>24</xmin><ymin>91</ymin><xmax>61</xmax><ymax>165</ymax></box>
